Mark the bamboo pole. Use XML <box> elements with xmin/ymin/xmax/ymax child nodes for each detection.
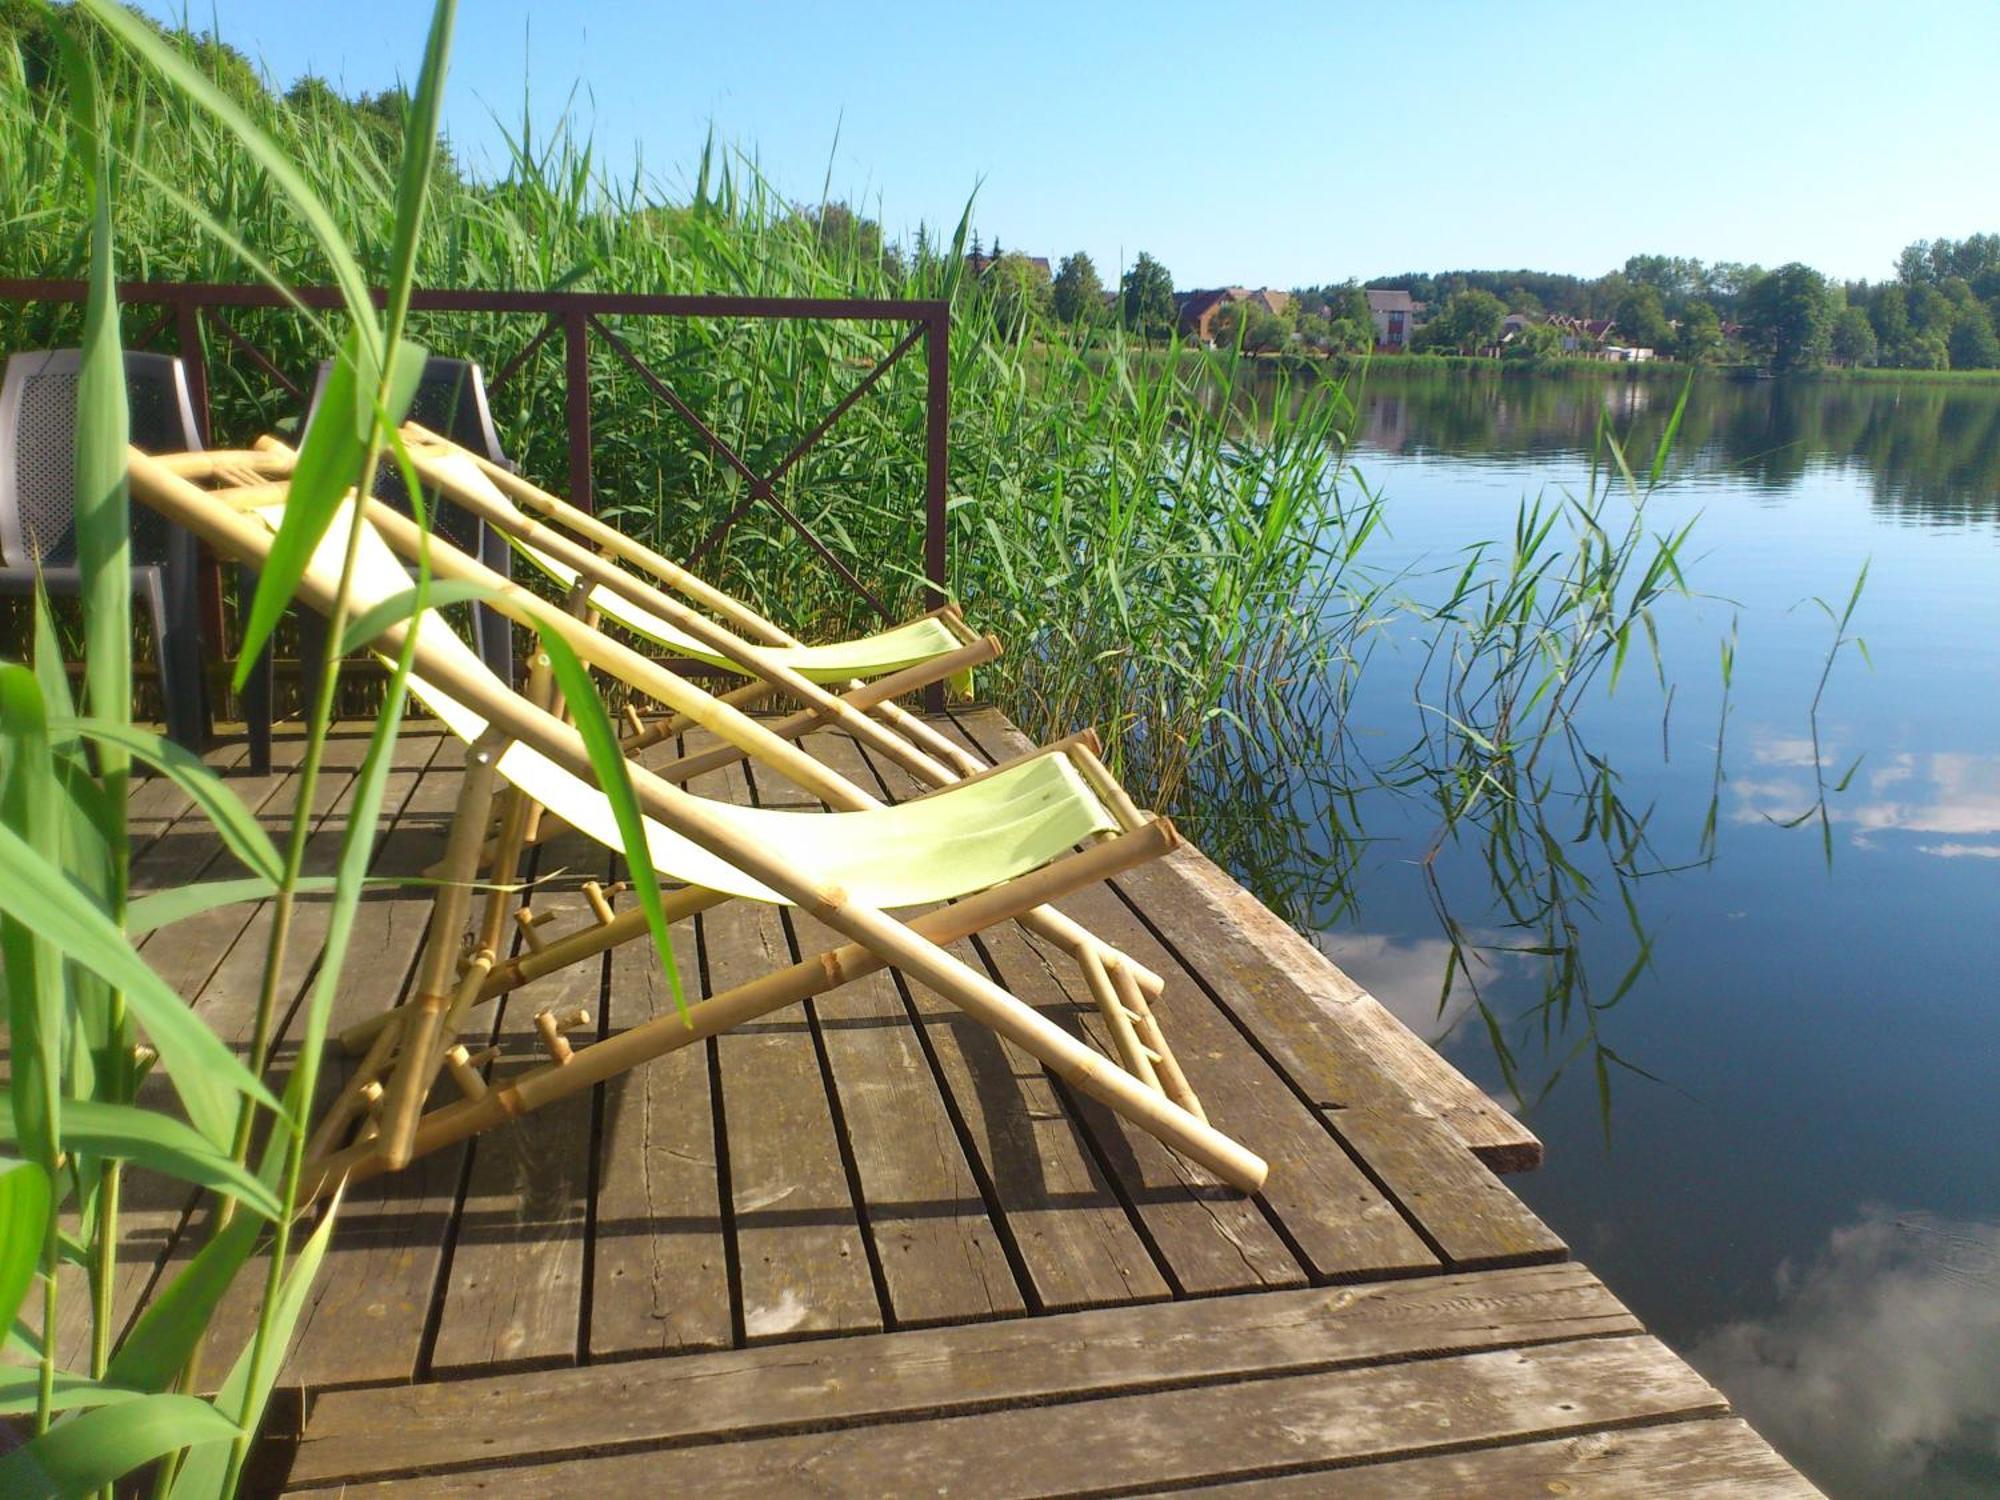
<box><xmin>403</xmin><ymin>426</ymin><xmax>802</xmax><ymax>647</ymax></box>
<box><xmin>1079</xmin><ymin>947</ymin><xmax>1160</xmax><ymax>1092</ymax></box>
<box><xmin>399</xmin><ymin>442</ymin><xmax>970</xmax><ymax>791</ymax></box>
<box><xmin>1111</xmin><ymin>959</ymin><xmax>1205</xmax><ymax>1123</ymax></box>
<box><xmin>372</xmin><ymin>731</ymin><xmax>506</xmax><ymax>1169</ymax></box>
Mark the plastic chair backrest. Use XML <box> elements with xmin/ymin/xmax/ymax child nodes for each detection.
<box><xmin>0</xmin><ymin>349</ymin><xmax>200</xmax><ymax>567</ymax></box>
<box><xmin>304</xmin><ymin>356</ymin><xmax>509</xmax><ymax>555</ymax></box>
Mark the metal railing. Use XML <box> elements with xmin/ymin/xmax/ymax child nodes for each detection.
<box><xmin>0</xmin><ymin>278</ymin><xmax>952</xmax><ymax>644</ymax></box>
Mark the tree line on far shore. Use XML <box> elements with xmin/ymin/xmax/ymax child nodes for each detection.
<box><xmin>972</xmin><ymin>237</ymin><xmax>2000</xmax><ymax>372</ymax></box>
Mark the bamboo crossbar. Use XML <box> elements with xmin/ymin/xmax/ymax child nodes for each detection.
<box><xmin>398</xmin><ymin>439</ymin><xmax>972</xmax><ymax>790</ymax></box>
<box><xmin>402</xmin><ymin>424</ymin><xmax>802</xmax><ymax>647</ymax></box>
<box><xmin>128</xmin><ymin>449</ymin><xmax>1266</xmax><ymax>1193</ymax></box>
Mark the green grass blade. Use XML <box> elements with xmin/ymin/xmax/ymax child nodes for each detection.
<box><xmin>0</xmin><ymin>1392</ymin><xmax>243</xmax><ymax>1500</ymax></box>
<box><xmin>103</xmin><ymin>1212</ymin><xmax>262</xmax><ymax>1392</ymax></box>
<box><xmin>52</xmin><ymin>18</ymin><xmax>132</xmax><ymax>795</ymax></box>
<box><xmin>0</xmin><ymin>1098</ymin><xmax>282</xmax><ymax>1221</ymax></box>
<box><xmin>381</xmin><ymin>0</ymin><xmax>456</xmax><ymax>335</ymax></box>
<box><xmin>56</xmin><ymin>720</ymin><xmax>283</xmax><ymax>884</ymax></box>
<box><xmin>76</xmin><ymin>0</ymin><xmax>380</xmax><ymax>345</ymax></box>
<box><xmin>234</xmin><ymin>331</ymin><xmax>426</xmax><ymax>688</ymax></box>
<box><xmin>339</xmin><ymin>580</ymin><xmax>493</xmax><ymax>653</ymax></box>
<box><xmin>0</xmin><ymin>821</ymin><xmax>278</xmax><ymax>1142</ymax></box>
<box><xmin>0</xmin><ymin>1161</ymin><xmax>52</xmax><ymax>1335</ymax></box>
<box><xmin>535</xmin><ymin>627</ymin><xmax>687</xmax><ymax>1018</ymax></box>
<box><xmin>0</xmin><ymin>1369</ymin><xmax>148</xmax><ymax>1417</ymax></box>
<box><xmin>126</xmin><ymin>874</ymin><xmax>369</xmax><ymax>934</ymax></box>
<box><xmin>166</xmin><ymin>1195</ymin><xmax>341</xmax><ymax>1500</ymax></box>
<box><xmin>0</xmin><ymin>665</ymin><xmax>64</xmax><ymax>1169</ymax></box>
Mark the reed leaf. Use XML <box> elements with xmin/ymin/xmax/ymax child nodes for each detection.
<box><xmin>535</xmin><ymin>624</ymin><xmax>687</xmax><ymax>1017</ymax></box>
<box><xmin>0</xmin><ymin>819</ymin><xmax>277</xmax><ymax>1144</ymax></box>
<box><xmin>55</xmin><ymin>719</ymin><xmax>284</xmax><ymax>883</ymax></box>
<box><xmin>103</xmin><ymin>1212</ymin><xmax>262</xmax><ymax>1393</ymax></box>
<box><xmin>0</xmin><ymin>1098</ymin><xmax>282</xmax><ymax>1221</ymax></box>
<box><xmin>166</xmin><ymin>1196</ymin><xmax>340</xmax><ymax>1500</ymax></box>
<box><xmin>0</xmin><ymin>1160</ymin><xmax>51</xmax><ymax>1335</ymax></box>
<box><xmin>0</xmin><ymin>1392</ymin><xmax>242</xmax><ymax>1500</ymax></box>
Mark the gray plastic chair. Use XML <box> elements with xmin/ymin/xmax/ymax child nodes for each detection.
<box><xmin>0</xmin><ymin>349</ymin><xmax>206</xmax><ymax>750</ymax></box>
<box><xmin>297</xmin><ymin>355</ymin><xmax>517</xmax><ymax>688</ymax></box>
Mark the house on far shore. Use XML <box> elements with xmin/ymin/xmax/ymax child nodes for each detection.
<box><xmin>1546</xmin><ymin>314</ymin><xmax>1616</xmax><ymax>354</ymax></box>
<box><xmin>1366</xmin><ymin>289</ymin><xmax>1420</xmax><ymax>351</ymax></box>
<box><xmin>1175</xmin><ymin>286</ymin><xmax>1292</xmax><ymax>344</ymax></box>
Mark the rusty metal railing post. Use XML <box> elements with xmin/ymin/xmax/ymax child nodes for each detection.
<box><xmin>562</xmin><ymin>308</ymin><xmax>593</xmax><ymax>513</ymax></box>
<box><xmin>923</xmin><ymin>305</ymin><xmax>950</xmax><ymax>712</ymax></box>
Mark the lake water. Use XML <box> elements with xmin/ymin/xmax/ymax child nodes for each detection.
<box><xmin>1260</xmin><ymin>370</ymin><xmax>2000</xmax><ymax>1500</ymax></box>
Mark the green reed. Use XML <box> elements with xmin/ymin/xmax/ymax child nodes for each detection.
<box><xmin>1</xmin><ymin>5</ymin><xmax>689</xmax><ymax>1493</ymax></box>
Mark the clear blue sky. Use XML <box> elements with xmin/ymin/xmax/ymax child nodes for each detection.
<box><xmin>137</xmin><ymin>0</ymin><xmax>2000</xmax><ymax>290</ymax></box>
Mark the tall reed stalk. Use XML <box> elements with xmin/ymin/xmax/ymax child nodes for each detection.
<box><xmin>0</xmin><ymin>5</ymin><xmax>684</xmax><ymax>1493</ymax></box>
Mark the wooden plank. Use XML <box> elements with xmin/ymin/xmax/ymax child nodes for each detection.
<box><xmin>1151</xmin><ymin>1417</ymin><xmax>1824</xmax><ymax>1497</ymax></box>
<box><xmin>426</xmin><ymin>806</ymin><xmax>607</xmax><ymax>1375</ymax></box>
<box><xmin>749</xmin><ymin>744</ymin><xmax>1024</xmax><ymax>1329</ymax></box>
<box><xmin>954</xmin><ymin>706</ymin><xmax>1539</xmax><ymax>1174</ymax></box>
<box><xmin>801</xmin><ymin>731</ymin><xmax>1169</xmax><ymax>1314</ymax></box>
<box><xmin>947</xmin><ymin>711</ymin><xmax>1563</xmax><ymax>1269</ymax></box>
<box><xmin>255</xmin><ymin>731</ymin><xmax>481</xmax><ymax>1388</ymax></box>
<box><xmin>587</xmin><ymin>735</ymin><xmax>733</xmax><ymax>1360</ymax></box>
<box><xmin>864</xmin><ymin>725</ymin><xmax>1428</xmax><ymax>1287</ymax></box>
<box><xmin>134</xmin><ymin>728</ymin><xmax>443</xmax><ymax>1381</ymax></box>
<box><xmin>48</xmin><ymin>732</ymin><xmax>383</xmax><ymax>1366</ymax></box>
<box><xmin>700</xmin><ymin>756</ymin><xmax>881</xmax><ymax>1342</ymax></box>
<box><xmin>288</xmin><ymin>1262</ymin><xmax>1638</xmax><ymax>1487</ymax></box>
<box><xmin>286</xmin><ymin>1334</ymin><xmax>1725</xmax><ymax>1498</ymax></box>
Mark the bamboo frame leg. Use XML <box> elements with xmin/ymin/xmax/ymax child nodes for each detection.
<box><xmin>305</xmin><ymin>1011</ymin><xmax>403</xmax><ymax>1162</ymax></box>
<box><xmin>372</xmin><ymin>733</ymin><xmax>506</xmax><ymax>1171</ymax></box>
<box><xmin>1110</xmin><ymin>958</ymin><xmax>1204</xmax><ymax>1123</ymax></box>
<box><xmin>1078</xmin><ymin>947</ymin><xmax>1160</xmax><ymax>1094</ymax></box>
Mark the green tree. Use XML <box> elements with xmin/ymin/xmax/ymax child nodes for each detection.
<box><xmin>1239</xmin><ymin>302</ymin><xmax>1291</xmax><ymax>354</ymax></box>
<box><xmin>1867</xmin><ymin>283</ymin><xmax>1910</xmax><ymax>351</ymax></box>
<box><xmin>1613</xmin><ymin>284</ymin><xmax>1673</xmax><ymax>352</ymax></box>
<box><xmin>1051</xmin><ymin>251</ymin><xmax>1104</xmax><ymax>325</ymax></box>
<box><xmin>1947</xmin><ymin>299</ymin><xmax>2000</xmax><ymax>368</ymax></box>
<box><xmin>1675</xmin><ymin>301</ymin><xmax>1724</xmax><ymax>363</ymax></box>
<box><xmin>987</xmin><ymin>253</ymin><xmax>1052</xmax><ymax>340</ymax></box>
<box><xmin>1501</xmin><ymin>322</ymin><xmax>1563</xmax><ymax>362</ymax></box>
<box><xmin>1121</xmin><ymin>252</ymin><xmax>1176</xmax><ymax>340</ymax></box>
<box><xmin>1830</xmin><ymin>305</ymin><xmax>1877</xmax><ymax>366</ymax></box>
<box><xmin>1427</xmin><ymin>288</ymin><xmax>1506</xmax><ymax>354</ymax></box>
<box><xmin>1742</xmin><ymin>263</ymin><xmax>1836</xmax><ymax>371</ymax></box>
<box><xmin>1908</xmin><ymin>282</ymin><xmax>1954</xmax><ymax>337</ymax></box>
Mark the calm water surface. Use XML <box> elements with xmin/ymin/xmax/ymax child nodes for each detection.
<box><xmin>1261</xmin><ymin>371</ymin><xmax>1999</xmax><ymax>1500</ymax></box>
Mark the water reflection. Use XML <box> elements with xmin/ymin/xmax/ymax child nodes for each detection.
<box><xmin>1689</xmin><ymin>1211</ymin><xmax>2000</xmax><ymax>1499</ymax></box>
<box><xmin>1313</xmin><ymin>929</ymin><xmax>1482</xmax><ymax>1044</ymax></box>
<box><xmin>1732</xmin><ymin>735</ymin><xmax>2000</xmax><ymax>856</ymax></box>
<box><xmin>1191</xmin><ymin>364</ymin><xmax>2000</xmax><ymax>1499</ymax></box>
<box><xmin>1262</xmin><ymin>364</ymin><xmax>2000</xmax><ymax>523</ymax></box>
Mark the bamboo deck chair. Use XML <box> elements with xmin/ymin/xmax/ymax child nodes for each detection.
<box><xmin>398</xmin><ymin>423</ymin><xmax>998</xmax><ymax>784</ymax></box>
<box><xmin>126</xmin><ymin>446</ymin><xmax>1270</xmax><ymax>1200</ymax></box>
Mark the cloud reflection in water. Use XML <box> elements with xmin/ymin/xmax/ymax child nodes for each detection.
<box><xmin>1690</xmin><ymin>1210</ymin><xmax>2000</xmax><ymax>1499</ymax></box>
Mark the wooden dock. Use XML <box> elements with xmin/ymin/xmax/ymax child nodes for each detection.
<box><xmin>103</xmin><ymin>709</ymin><xmax>1819</xmax><ymax>1496</ymax></box>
